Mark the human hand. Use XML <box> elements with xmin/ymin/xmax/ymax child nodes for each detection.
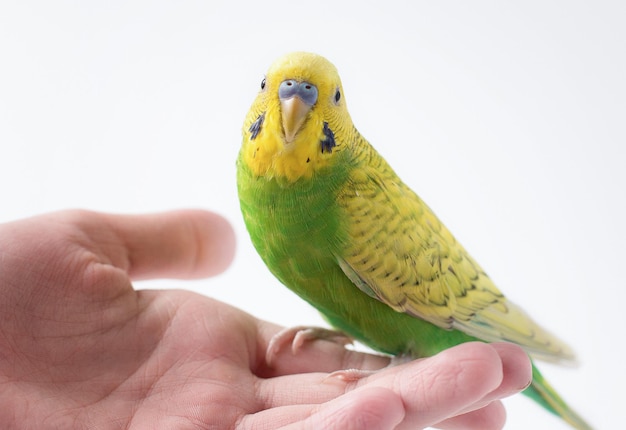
<box><xmin>0</xmin><ymin>210</ymin><xmax>531</xmax><ymax>429</ymax></box>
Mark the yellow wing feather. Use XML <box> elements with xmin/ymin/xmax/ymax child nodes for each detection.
<box><xmin>337</xmin><ymin>137</ymin><xmax>576</xmax><ymax>363</ymax></box>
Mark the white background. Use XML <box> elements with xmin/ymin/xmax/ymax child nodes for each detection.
<box><xmin>1</xmin><ymin>1</ymin><xmax>623</xmax><ymax>429</ymax></box>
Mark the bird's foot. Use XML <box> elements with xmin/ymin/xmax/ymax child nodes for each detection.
<box><xmin>326</xmin><ymin>368</ymin><xmax>377</xmax><ymax>382</ymax></box>
<box><xmin>326</xmin><ymin>353</ymin><xmax>412</xmax><ymax>382</ymax></box>
<box><xmin>266</xmin><ymin>325</ymin><xmax>353</xmax><ymax>367</ymax></box>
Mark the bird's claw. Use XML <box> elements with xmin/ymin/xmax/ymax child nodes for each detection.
<box><xmin>265</xmin><ymin>325</ymin><xmax>353</xmax><ymax>367</ymax></box>
<box><xmin>325</xmin><ymin>353</ymin><xmax>411</xmax><ymax>382</ymax></box>
<box><xmin>326</xmin><ymin>368</ymin><xmax>377</xmax><ymax>382</ymax></box>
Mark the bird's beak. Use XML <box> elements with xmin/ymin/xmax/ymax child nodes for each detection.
<box><xmin>280</xmin><ymin>96</ymin><xmax>312</xmax><ymax>143</ymax></box>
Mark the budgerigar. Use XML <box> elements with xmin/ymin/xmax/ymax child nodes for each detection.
<box><xmin>236</xmin><ymin>52</ymin><xmax>591</xmax><ymax>429</ymax></box>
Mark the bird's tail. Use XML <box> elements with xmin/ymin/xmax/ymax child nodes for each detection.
<box><xmin>523</xmin><ymin>364</ymin><xmax>593</xmax><ymax>430</ymax></box>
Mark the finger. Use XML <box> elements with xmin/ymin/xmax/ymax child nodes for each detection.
<box><xmin>77</xmin><ymin>209</ymin><xmax>235</xmax><ymax>280</ymax></box>
<box><xmin>477</xmin><ymin>342</ymin><xmax>532</xmax><ymax>401</ymax></box>
<box><xmin>283</xmin><ymin>387</ymin><xmax>405</xmax><ymax>430</ymax></box>
<box><xmin>255</xmin><ymin>343</ymin><xmax>500</xmax><ymax>418</ymax></box>
<box><xmin>451</xmin><ymin>342</ymin><xmax>531</xmax><ymax>417</ymax></box>
<box><xmin>434</xmin><ymin>401</ymin><xmax>507</xmax><ymax>430</ymax></box>
<box><xmin>353</xmin><ymin>342</ymin><xmax>507</xmax><ymax>429</ymax></box>
<box><xmin>255</xmin><ymin>343</ymin><xmax>508</xmax><ymax>429</ymax></box>
<box><xmin>240</xmin><ymin>387</ymin><xmax>404</xmax><ymax>430</ymax></box>
<box><xmin>485</xmin><ymin>342</ymin><xmax>533</xmax><ymax>401</ymax></box>
<box><xmin>263</xmin><ymin>339</ymin><xmax>529</xmax><ymax>418</ymax></box>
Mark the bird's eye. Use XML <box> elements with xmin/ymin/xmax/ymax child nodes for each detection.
<box><xmin>334</xmin><ymin>89</ymin><xmax>341</xmax><ymax>104</ymax></box>
<box><xmin>260</xmin><ymin>78</ymin><xmax>266</xmax><ymax>90</ymax></box>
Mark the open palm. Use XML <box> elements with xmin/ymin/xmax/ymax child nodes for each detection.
<box><xmin>0</xmin><ymin>210</ymin><xmax>531</xmax><ymax>429</ymax></box>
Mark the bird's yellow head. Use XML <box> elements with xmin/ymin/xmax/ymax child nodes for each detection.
<box><xmin>241</xmin><ymin>52</ymin><xmax>353</xmax><ymax>181</ymax></box>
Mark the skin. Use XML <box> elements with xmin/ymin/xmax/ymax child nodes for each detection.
<box><xmin>0</xmin><ymin>209</ymin><xmax>531</xmax><ymax>429</ymax></box>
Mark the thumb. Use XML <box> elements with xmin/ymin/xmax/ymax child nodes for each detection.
<box><xmin>83</xmin><ymin>209</ymin><xmax>236</xmax><ymax>280</ymax></box>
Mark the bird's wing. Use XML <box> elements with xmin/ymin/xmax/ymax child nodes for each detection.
<box><xmin>336</xmin><ymin>159</ymin><xmax>576</xmax><ymax>363</ymax></box>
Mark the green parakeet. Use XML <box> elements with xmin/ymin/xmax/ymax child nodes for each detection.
<box><xmin>236</xmin><ymin>52</ymin><xmax>591</xmax><ymax>429</ymax></box>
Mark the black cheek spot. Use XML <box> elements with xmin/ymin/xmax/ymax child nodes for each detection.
<box><xmin>249</xmin><ymin>113</ymin><xmax>265</xmax><ymax>140</ymax></box>
<box><xmin>320</xmin><ymin>122</ymin><xmax>336</xmax><ymax>154</ymax></box>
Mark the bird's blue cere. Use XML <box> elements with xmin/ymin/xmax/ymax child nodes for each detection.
<box><xmin>279</xmin><ymin>80</ymin><xmax>318</xmax><ymax>106</ymax></box>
